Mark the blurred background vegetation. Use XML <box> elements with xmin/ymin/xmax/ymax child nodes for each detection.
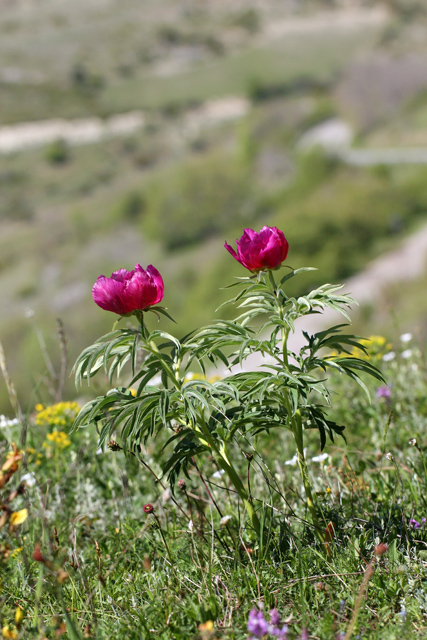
<box><xmin>2</xmin><ymin>0</ymin><xmax>427</xmax><ymax>411</ymax></box>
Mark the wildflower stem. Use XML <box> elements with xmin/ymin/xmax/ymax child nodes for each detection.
<box><xmin>153</xmin><ymin>512</ymin><xmax>175</xmax><ymax>572</ymax></box>
<box><xmin>268</xmin><ymin>271</ymin><xmax>323</xmax><ymax>544</ymax></box>
<box><xmin>294</xmin><ymin>410</ymin><xmax>323</xmax><ymax>543</ymax></box>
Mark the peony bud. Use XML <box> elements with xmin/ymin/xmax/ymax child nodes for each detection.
<box><xmin>225</xmin><ymin>226</ymin><xmax>289</xmax><ymax>273</ymax></box>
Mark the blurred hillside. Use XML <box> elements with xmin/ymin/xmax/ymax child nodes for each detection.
<box><xmin>2</xmin><ymin>0</ymin><xmax>427</xmax><ymax>411</ymax></box>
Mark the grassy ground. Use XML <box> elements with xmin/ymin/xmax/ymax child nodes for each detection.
<box><xmin>1</xmin><ymin>328</ymin><xmax>427</xmax><ymax>638</ymax></box>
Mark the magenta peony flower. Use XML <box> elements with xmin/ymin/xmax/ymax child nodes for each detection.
<box><xmin>225</xmin><ymin>227</ymin><xmax>289</xmax><ymax>273</ymax></box>
<box><xmin>92</xmin><ymin>264</ymin><xmax>164</xmax><ymax>315</ymax></box>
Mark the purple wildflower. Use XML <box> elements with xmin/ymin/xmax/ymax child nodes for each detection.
<box><xmin>409</xmin><ymin>518</ymin><xmax>421</xmax><ymax>529</ymax></box>
<box><xmin>247</xmin><ymin>609</ymin><xmax>269</xmax><ymax>638</ymax></box>
<box><xmin>376</xmin><ymin>386</ymin><xmax>391</xmax><ymax>400</ymax></box>
<box><xmin>270</xmin><ymin>609</ymin><xmax>281</xmax><ymax>627</ymax></box>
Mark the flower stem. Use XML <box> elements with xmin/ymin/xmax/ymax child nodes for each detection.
<box><xmin>294</xmin><ymin>410</ymin><xmax>323</xmax><ymax>543</ymax></box>
<box><xmin>195</xmin><ymin>420</ymin><xmax>262</xmax><ymax>541</ymax></box>
<box><xmin>268</xmin><ymin>270</ymin><xmax>324</xmax><ymax>544</ymax></box>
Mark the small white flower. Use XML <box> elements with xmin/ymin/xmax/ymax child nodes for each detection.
<box><xmin>284</xmin><ymin>448</ymin><xmax>307</xmax><ymax>466</ymax></box>
<box><xmin>412</xmin><ymin>363</ymin><xmax>418</xmax><ymax>371</ymax></box>
<box><xmin>211</xmin><ymin>469</ymin><xmax>225</xmax><ymax>479</ymax></box>
<box><xmin>386</xmin><ymin>452</ymin><xmax>394</xmax><ymax>461</ymax></box>
<box><xmin>284</xmin><ymin>454</ymin><xmax>298</xmax><ymax>466</ymax></box>
<box><xmin>400</xmin><ymin>333</ymin><xmax>412</xmax><ymax>343</ymax></box>
<box><xmin>220</xmin><ymin>515</ymin><xmax>232</xmax><ymax>526</ymax></box>
<box><xmin>188</xmin><ymin>519</ymin><xmax>194</xmax><ymax>532</ymax></box>
<box><xmin>401</xmin><ymin>349</ymin><xmax>412</xmax><ymax>359</ymax></box>
<box><xmin>96</xmin><ymin>447</ymin><xmax>103</xmax><ymax>455</ymax></box>
<box><xmin>311</xmin><ymin>453</ymin><xmax>329</xmax><ymax>463</ymax></box>
<box><xmin>21</xmin><ymin>472</ymin><xmax>36</xmax><ymax>487</ymax></box>
<box><xmin>383</xmin><ymin>351</ymin><xmax>396</xmax><ymax>362</ymax></box>
<box><xmin>24</xmin><ymin>308</ymin><xmax>35</xmax><ymax>319</ymax></box>
<box><xmin>0</xmin><ymin>415</ymin><xmax>19</xmax><ymax>428</ymax></box>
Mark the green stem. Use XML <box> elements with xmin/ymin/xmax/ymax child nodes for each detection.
<box><xmin>269</xmin><ymin>271</ymin><xmax>324</xmax><ymax>544</ymax></box>
<box><xmin>294</xmin><ymin>410</ymin><xmax>323</xmax><ymax>542</ymax></box>
<box><xmin>218</xmin><ymin>455</ymin><xmax>262</xmax><ymax>539</ymax></box>
<box><xmin>196</xmin><ymin>420</ymin><xmax>262</xmax><ymax>540</ymax></box>
<box><xmin>137</xmin><ymin>313</ymin><xmax>181</xmax><ymax>391</ymax></box>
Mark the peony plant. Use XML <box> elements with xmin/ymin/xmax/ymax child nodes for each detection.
<box><xmin>73</xmin><ymin>227</ymin><xmax>383</xmax><ymax>544</ymax></box>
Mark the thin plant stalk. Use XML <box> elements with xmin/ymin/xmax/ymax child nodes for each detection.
<box><xmin>269</xmin><ymin>271</ymin><xmax>323</xmax><ymax>542</ymax></box>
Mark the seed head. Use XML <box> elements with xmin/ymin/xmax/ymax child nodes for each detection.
<box><xmin>107</xmin><ymin>441</ymin><xmax>122</xmax><ymax>451</ymax></box>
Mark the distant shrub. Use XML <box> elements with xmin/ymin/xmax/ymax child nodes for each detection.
<box><xmin>289</xmin><ymin>147</ymin><xmax>340</xmax><ymax>197</ymax></box>
<box><xmin>45</xmin><ymin>139</ymin><xmax>69</xmax><ymax>165</ymax></box>
<box><xmin>247</xmin><ymin>76</ymin><xmax>330</xmax><ymax>103</ymax></box>
<box><xmin>229</xmin><ymin>9</ymin><xmax>260</xmax><ymax>33</ymax></box>
<box><xmin>156</xmin><ymin>23</ymin><xmax>223</xmax><ymax>55</ymax></box>
<box><xmin>387</xmin><ymin>0</ymin><xmax>426</xmax><ymax>21</ymax></box>
<box><xmin>118</xmin><ymin>191</ymin><xmax>145</xmax><ymax>221</ymax></box>
<box><xmin>157</xmin><ymin>24</ymin><xmax>182</xmax><ymax>45</ymax></box>
<box><xmin>144</xmin><ymin>153</ymin><xmax>258</xmax><ymax>249</ymax></box>
<box><xmin>70</xmin><ymin>63</ymin><xmax>104</xmax><ymax>93</ymax></box>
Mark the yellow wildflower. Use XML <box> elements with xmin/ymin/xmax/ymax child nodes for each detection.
<box><xmin>2</xmin><ymin>626</ymin><xmax>17</xmax><ymax>639</ymax></box>
<box><xmin>45</xmin><ymin>430</ymin><xmax>71</xmax><ymax>449</ymax></box>
<box><xmin>9</xmin><ymin>509</ymin><xmax>28</xmax><ymax>527</ymax></box>
<box><xmin>35</xmin><ymin>402</ymin><xmax>79</xmax><ymax>429</ymax></box>
<box><xmin>14</xmin><ymin>608</ymin><xmax>23</xmax><ymax>628</ymax></box>
<box><xmin>10</xmin><ymin>547</ymin><xmax>23</xmax><ymax>559</ymax></box>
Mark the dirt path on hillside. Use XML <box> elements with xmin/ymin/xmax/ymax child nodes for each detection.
<box><xmin>0</xmin><ymin>97</ymin><xmax>249</xmax><ymax>154</ymax></box>
<box><xmin>262</xmin><ymin>6</ymin><xmax>388</xmax><ymax>41</ymax></box>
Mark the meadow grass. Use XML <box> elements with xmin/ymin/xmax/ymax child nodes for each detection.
<box><xmin>0</xmin><ymin>334</ymin><xmax>427</xmax><ymax>638</ymax></box>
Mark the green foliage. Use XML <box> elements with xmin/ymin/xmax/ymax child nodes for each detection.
<box><xmin>143</xmin><ymin>152</ymin><xmax>259</xmax><ymax>249</ymax></box>
<box><xmin>72</xmin><ymin>266</ymin><xmax>384</xmax><ymax>544</ymax></box>
<box><xmin>112</xmin><ymin>190</ymin><xmax>145</xmax><ymax>222</ymax></box>
<box><xmin>44</xmin><ymin>139</ymin><xmax>70</xmax><ymax>165</ymax></box>
<box><xmin>228</xmin><ymin>9</ymin><xmax>260</xmax><ymax>34</ymax></box>
<box><xmin>2</xmin><ymin>337</ymin><xmax>427</xmax><ymax>638</ymax></box>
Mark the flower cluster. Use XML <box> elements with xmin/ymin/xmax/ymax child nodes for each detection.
<box><xmin>45</xmin><ymin>430</ymin><xmax>71</xmax><ymax>449</ymax></box>
<box><xmin>350</xmin><ymin>335</ymin><xmax>392</xmax><ymax>361</ymax></box>
<box><xmin>0</xmin><ymin>416</ymin><xmax>19</xmax><ymax>429</ymax></box>
<box><xmin>409</xmin><ymin>517</ymin><xmax>426</xmax><ymax>530</ymax></box>
<box><xmin>35</xmin><ymin>401</ymin><xmax>80</xmax><ymax>429</ymax></box>
<box><xmin>0</xmin><ymin>444</ymin><xmax>28</xmax><ymax>532</ymax></box>
<box><xmin>376</xmin><ymin>386</ymin><xmax>392</xmax><ymax>401</ymax></box>
<box><xmin>247</xmin><ymin>609</ymin><xmax>288</xmax><ymax>639</ymax></box>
